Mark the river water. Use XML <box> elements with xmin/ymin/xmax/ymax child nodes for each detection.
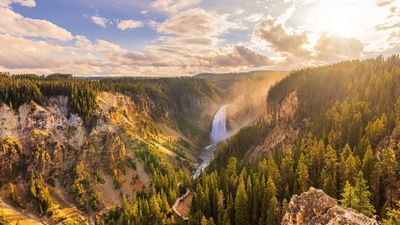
<box><xmin>193</xmin><ymin>105</ymin><xmax>229</xmax><ymax>178</ymax></box>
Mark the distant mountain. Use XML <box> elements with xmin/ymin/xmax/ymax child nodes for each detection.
<box><xmin>196</xmin><ymin>70</ymin><xmax>286</xmax><ymax>91</ymax></box>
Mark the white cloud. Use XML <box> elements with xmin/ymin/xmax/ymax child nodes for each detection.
<box><xmin>314</xmin><ymin>34</ymin><xmax>364</xmax><ymax>62</ymax></box>
<box><xmin>0</xmin><ymin>0</ymin><xmax>397</xmax><ymax>76</ymax></box>
<box><xmin>117</xmin><ymin>20</ymin><xmax>144</xmax><ymax>31</ymax></box>
<box><xmin>0</xmin><ymin>7</ymin><xmax>73</xmax><ymax>41</ymax></box>
<box><xmin>156</xmin><ymin>8</ymin><xmax>238</xmax><ymax>37</ymax></box>
<box><xmin>0</xmin><ymin>0</ymin><xmax>36</xmax><ymax>8</ymax></box>
<box><xmin>159</xmin><ymin>36</ymin><xmax>219</xmax><ymax>46</ymax></box>
<box><xmin>91</xmin><ymin>15</ymin><xmax>108</xmax><ymax>28</ymax></box>
<box><xmin>209</xmin><ymin>45</ymin><xmax>271</xmax><ymax>67</ymax></box>
<box><xmin>151</xmin><ymin>0</ymin><xmax>201</xmax><ymax>14</ymax></box>
<box><xmin>255</xmin><ymin>18</ymin><xmax>310</xmax><ymax>57</ymax></box>
<box><xmin>0</xmin><ymin>34</ymin><xmax>65</xmax><ymax>69</ymax></box>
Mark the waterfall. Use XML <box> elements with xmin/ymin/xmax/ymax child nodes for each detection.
<box><xmin>210</xmin><ymin>105</ymin><xmax>229</xmax><ymax>144</ymax></box>
<box><xmin>193</xmin><ymin>105</ymin><xmax>229</xmax><ymax>178</ymax></box>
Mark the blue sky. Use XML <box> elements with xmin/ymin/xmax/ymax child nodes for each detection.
<box><xmin>0</xmin><ymin>0</ymin><xmax>399</xmax><ymax>76</ymax></box>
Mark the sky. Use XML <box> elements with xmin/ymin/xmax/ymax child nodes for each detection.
<box><xmin>0</xmin><ymin>0</ymin><xmax>399</xmax><ymax>76</ymax></box>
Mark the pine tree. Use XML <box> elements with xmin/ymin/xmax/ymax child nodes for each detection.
<box><xmin>216</xmin><ymin>190</ymin><xmax>225</xmax><ymax>225</ymax></box>
<box><xmin>353</xmin><ymin>172</ymin><xmax>375</xmax><ymax>217</ymax></box>
<box><xmin>340</xmin><ymin>173</ymin><xmax>375</xmax><ymax>217</ymax></box>
<box><xmin>296</xmin><ymin>153</ymin><xmax>310</xmax><ymax>193</ymax></box>
<box><xmin>208</xmin><ymin>217</ymin><xmax>216</xmax><ymax>225</ymax></box>
<box><xmin>266</xmin><ymin>196</ymin><xmax>279</xmax><ymax>225</ymax></box>
<box><xmin>321</xmin><ymin>145</ymin><xmax>338</xmax><ymax>197</ymax></box>
<box><xmin>281</xmin><ymin>198</ymin><xmax>288</xmax><ymax>219</ymax></box>
<box><xmin>266</xmin><ymin>154</ymin><xmax>281</xmax><ymax>192</ymax></box>
<box><xmin>221</xmin><ymin>209</ymin><xmax>231</xmax><ymax>225</ymax></box>
<box><xmin>266</xmin><ymin>177</ymin><xmax>277</xmax><ymax>202</ymax></box>
<box><xmin>201</xmin><ymin>216</ymin><xmax>209</xmax><ymax>225</ymax></box>
<box><xmin>226</xmin><ymin>194</ymin><xmax>234</xmax><ymax>224</ymax></box>
<box><xmin>9</xmin><ymin>183</ymin><xmax>19</xmax><ymax>205</ymax></box>
<box><xmin>372</xmin><ymin>148</ymin><xmax>399</xmax><ymax>210</ymax></box>
<box><xmin>150</xmin><ymin>195</ymin><xmax>161</xmax><ymax>223</ymax></box>
<box><xmin>258</xmin><ymin>176</ymin><xmax>267</xmax><ymax>225</ymax></box>
<box><xmin>251</xmin><ymin>174</ymin><xmax>261</xmax><ymax>224</ymax></box>
<box><xmin>383</xmin><ymin>201</ymin><xmax>400</xmax><ymax>225</ymax></box>
<box><xmin>235</xmin><ymin>180</ymin><xmax>249</xmax><ymax>225</ymax></box>
<box><xmin>340</xmin><ymin>181</ymin><xmax>357</xmax><ymax>209</ymax></box>
<box><xmin>280</xmin><ymin>150</ymin><xmax>294</xmax><ymax>198</ymax></box>
<box><xmin>362</xmin><ymin>144</ymin><xmax>376</xmax><ymax>185</ymax></box>
<box><xmin>342</xmin><ymin>153</ymin><xmax>358</xmax><ymax>186</ymax></box>
<box><xmin>308</xmin><ymin>139</ymin><xmax>325</xmax><ymax>187</ymax></box>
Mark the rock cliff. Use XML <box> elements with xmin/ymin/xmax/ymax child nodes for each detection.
<box><xmin>281</xmin><ymin>188</ymin><xmax>379</xmax><ymax>225</ymax></box>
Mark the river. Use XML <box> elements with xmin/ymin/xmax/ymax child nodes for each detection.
<box><xmin>192</xmin><ymin>105</ymin><xmax>229</xmax><ymax>178</ymax></box>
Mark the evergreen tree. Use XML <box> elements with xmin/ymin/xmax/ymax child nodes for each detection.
<box><xmin>383</xmin><ymin>201</ymin><xmax>400</xmax><ymax>225</ymax></box>
<box><xmin>342</xmin><ymin>153</ymin><xmax>358</xmax><ymax>186</ymax></box>
<box><xmin>201</xmin><ymin>216</ymin><xmax>209</xmax><ymax>225</ymax></box>
<box><xmin>362</xmin><ymin>144</ymin><xmax>376</xmax><ymax>185</ymax></box>
<box><xmin>353</xmin><ymin>172</ymin><xmax>375</xmax><ymax>217</ymax></box>
<box><xmin>296</xmin><ymin>153</ymin><xmax>310</xmax><ymax>193</ymax></box>
<box><xmin>9</xmin><ymin>183</ymin><xmax>19</xmax><ymax>205</ymax></box>
<box><xmin>266</xmin><ymin>196</ymin><xmax>279</xmax><ymax>225</ymax></box>
<box><xmin>235</xmin><ymin>180</ymin><xmax>249</xmax><ymax>225</ymax></box>
<box><xmin>340</xmin><ymin>181</ymin><xmax>357</xmax><ymax>209</ymax></box>
<box><xmin>321</xmin><ymin>145</ymin><xmax>338</xmax><ymax>197</ymax></box>
<box><xmin>280</xmin><ymin>150</ymin><xmax>295</xmax><ymax>198</ymax></box>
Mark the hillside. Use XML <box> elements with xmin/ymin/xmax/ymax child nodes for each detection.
<box><xmin>0</xmin><ymin>75</ymin><xmax>221</xmax><ymax>224</ymax></box>
<box><xmin>188</xmin><ymin>56</ymin><xmax>400</xmax><ymax>224</ymax></box>
<box><xmin>196</xmin><ymin>71</ymin><xmax>285</xmax><ymax>91</ymax></box>
<box><xmin>1</xmin><ymin>57</ymin><xmax>400</xmax><ymax>224</ymax></box>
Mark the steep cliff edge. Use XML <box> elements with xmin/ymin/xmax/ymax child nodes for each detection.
<box><xmin>0</xmin><ymin>87</ymin><xmax>218</xmax><ymax>223</ymax></box>
<box><xmin>282</xmin><ymin>188</ymin><xmax>378</xmax><ymax>225</ymax></box>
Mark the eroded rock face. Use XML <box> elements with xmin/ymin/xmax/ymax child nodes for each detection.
<box><xmin>281</xmin><ymin>188</ymin><xmax>379</xmax><ymax>225</ymax></box>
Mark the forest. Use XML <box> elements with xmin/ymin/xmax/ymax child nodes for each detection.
<box><xmin>0</xmin><ymin>73</ymin><xmax>218</xmax><ymax>134</ymax></box>
<box><xmin>179</xmin><ymin>56</ymin><xmax>400</xmax><ymax>225</ymax></box>
<box><xmin>1</xmin><ymin>56</ymin><xmax>400</xmax><ymax>225</ymax></box>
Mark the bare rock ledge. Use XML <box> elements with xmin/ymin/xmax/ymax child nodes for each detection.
<box><xmin>281</xmin><ymin>187</ymin><xmax>379</xmax><ymax>225</ymax></box>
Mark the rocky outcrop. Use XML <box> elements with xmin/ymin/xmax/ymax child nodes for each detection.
<box><xmin>281</xmin><ymin>188</ymin><xmax>379</xmax><ymax>225</ymax></box>
<box><xmin>0</xmin><ymin>137</ymin><xmax>24</xmax><ymax>183</ymax></box>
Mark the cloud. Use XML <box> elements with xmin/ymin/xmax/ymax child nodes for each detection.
<box><xmin>0</xmin><ymin>34</ymin><xmax>64</xmax><ymax>69</ymax></box>
<box><xmin>151</xmin><ymin>0</ymin><xmax>201</xmax><ymax>14</ymax></box>
<box><xmin>159</xmin><ymin>37</ymin><xmax>219</xmax><ymax>46</ymax></box>
<box><xmin>91</xmin><ymin>15</ymin><xmax>108</xmax><ymax>28</ymax></box>
<box><xmin>117</xmin><ymin>19</ymin><xmax>144</xmax><ymax>31</ymax></box>
<box><xmin>209</xmin><ymin>45</ymin><xmax>271</xmax><ymax>67</ymax></box>
<box><xmin>0</xmin><ymin>0</ymin><xmax>36</xmax><ymax>7</ymax></box>
<box><xmin>376</xmin><ymin>0</ymin><xmax>394</xmax><ymax>7</ymax></box>
<box><xmin>0</xmin><ymin>7</ymin><xmax>73</xmax><ymax>41</ymax></box>
<box><xmin>375</xmin><ymin>21</ymin><xmax>400</xmax><ymax>31</ymax></box>
<box><xmin>314</xmin><ymin>34</ymin><xmax>364</xmax><ymax>62</ymax></box>
<box><xmin>156</xmin><ymin>8</ymin><xmax>237</xmax><ymax>37</ymax></box>
<box><xmin>255</xmin><ymin>18</ymin><xmax>310</xmax><ymax>57</ymax></box>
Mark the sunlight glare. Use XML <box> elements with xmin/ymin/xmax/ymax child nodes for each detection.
<box><xmin>306</xmin><ymin>0</ymin><xmax>365</xmax><ymax>37</ymax></box>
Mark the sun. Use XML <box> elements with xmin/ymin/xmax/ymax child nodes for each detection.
<box><xmin>305</xmin><ymin>0</ymin><xmax>365</xmax><ymax>38</ymax></box>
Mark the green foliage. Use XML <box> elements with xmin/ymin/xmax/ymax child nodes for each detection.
<box><xmin>199</xmin><ymin>56</ymin><xmax>400</xmax><ymax>222</ymax></box>
<box><xmin>0</xmin><ymin>75</ymin><xmax>218</xmax><ymax>131</ymax></box>
<box><xmin>340</xmin><ymin>181</ymin><xmax>357</xmax><ymax>210</ymax></box>
<box><xmin>235</xmin><ymin>179</ymin><xmax>249</xmax><ymax>225</ymax></box>
<box><xmin>28</xmin><ymin>173</ymin><xmax>53</xmax><ymax>215</ymax></box>
<box><xmin>70</xmin><ymin>163</ymin><xmax>102</xmax><ymax>211</ymax></box>
<box><xmin>340</xmin><ymin>172</ymin><xmax>375</xmax><ymax>217</ymax></box>
<box><xmin>211</xmin><ymin>120</ymin><xmax>271</xmax><ymax>169</ymax></box>
<box><xmin>9</xmin><ymin>183</ymin><xmax>19</xmax><ymax>206</ymax></box>
<box><xmin>383</xmin><ymin>201</ymin><xmax>400</xmax><ymax>225</ymax></box>
<box><xmin>112</xmin><ymin>169</ymin><xmax>122</xmax><ymax>189</ymax></box>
